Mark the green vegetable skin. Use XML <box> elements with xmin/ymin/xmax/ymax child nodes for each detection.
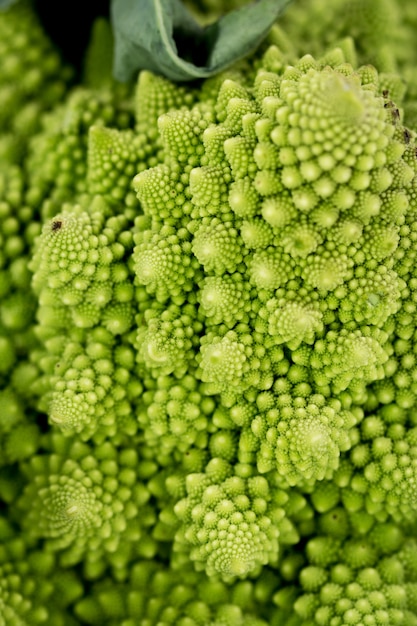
<box><xmin>2</xmin><ymin>0</ymin><xmax>417</xmax><ymax>624</ymax></box>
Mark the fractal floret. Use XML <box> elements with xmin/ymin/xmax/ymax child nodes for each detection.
<box><xmin>3</xmin><ymin>0</ymin><xmax>417</xmax><ymax>624</ymax></box>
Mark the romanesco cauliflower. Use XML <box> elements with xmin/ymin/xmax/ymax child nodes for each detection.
<box><xmin>2</xmin><ymin>0</ymin><xmax>417</xmax><ymax>624</ymax></box>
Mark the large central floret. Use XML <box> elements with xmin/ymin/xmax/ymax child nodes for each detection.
<box><xmin>130</xmin><ymin>45</ymin><xmax>417</xmax><ymax>576</ymax></box>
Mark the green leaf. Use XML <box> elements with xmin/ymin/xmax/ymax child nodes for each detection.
<box><xmin>111</xmin><ymin>0</ymin><xmax>292</xmax><ymax>82</ymax></box>
<box><xmin>0</xmin><ymin>0</ymin><xmax>19</xmax><ymax>9</ymax></box>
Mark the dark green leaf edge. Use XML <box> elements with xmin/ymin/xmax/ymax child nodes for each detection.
<box><xmin>0</xmin><ymin>0</ymin><xmax>20</xmax><ymax>10</ymax></box>
<box><xmin>111</xmin><ymin>0</ymin><xmax>292</xmax><ymax>82</ymax></box>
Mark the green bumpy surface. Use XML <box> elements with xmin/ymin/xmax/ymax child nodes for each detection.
<box><xmin>3</xmin><ymin>0</ymin><xmax>417</xmax><ymax>624</ymax></box>
<box><xmin>0</xmin><ymin>0</ymin><xmax>72</xmax><ymax>164</ymax></box>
